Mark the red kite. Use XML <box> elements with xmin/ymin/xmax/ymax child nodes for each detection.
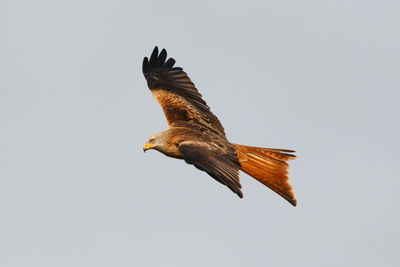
<box><xmin>142</xmin><ymin>47</ymin><xmax>297</xmax><ymax>206</ymax></box>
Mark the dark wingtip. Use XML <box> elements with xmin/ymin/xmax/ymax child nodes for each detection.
<box><xmin>143</xmin><ymin>46</ymin><xmax>179</xmax><ymax>74</ymax></box>
<box><xmin>160</xmin><ymin>48</ymin><xmax>167</xmax><ymax>57</ymax></box>
<box><xmin>156</xmin><ymin>48</ymin><xmax>167</xmax><ymax>66</ymax></box>
<box><xmin>149</xmin><ymin>46</ymin><xmax>159</xmax><ymax>65</ymax></box>
<box><xmin>142</xmin><ymin>57</ymin><xmax>149</xmax><ymax>74</ymax></box>
<box><xmin>164</xmin><ymin>58</ymin><xmax>176</xmax><ymax>69</ymax></box>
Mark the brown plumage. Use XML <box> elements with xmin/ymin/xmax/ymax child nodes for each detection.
<box><xmin>142</xmin><ymin>46</ymin><xmax>297</xmax><ymax>206</ymax></box>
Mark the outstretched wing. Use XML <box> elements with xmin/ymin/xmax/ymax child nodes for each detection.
<box><xmin>179</xmin><ymin>141</ymin><xmax>243</xmax><ymax>198</ymax></box>
<box><xmin>143</xmin><ymin>46</ymin><xmax>226</xmax><ymax>138</ymax></box>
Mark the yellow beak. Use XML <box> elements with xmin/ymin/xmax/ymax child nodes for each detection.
<box><xmin>143</xmin><ymin>143</ymin><xmax>153</xmax><ymax>152</ymax></box>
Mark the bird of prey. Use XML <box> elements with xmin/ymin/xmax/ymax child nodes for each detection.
<box><xmin>142</xmin><ymin>47</ymin><xmax>297</xmax><ymax>206</ymax></box>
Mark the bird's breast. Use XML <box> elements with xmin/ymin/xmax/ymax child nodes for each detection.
<box><xmin>157</xmin><ymin>142</ymin><xmax>184</xmax><ymax>159</ymax></box>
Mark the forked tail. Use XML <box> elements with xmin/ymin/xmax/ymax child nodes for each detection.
<box><xmin>235</xmin><ymin>144</ymin><xmax>297</xmax><ymax>206</ymax></box>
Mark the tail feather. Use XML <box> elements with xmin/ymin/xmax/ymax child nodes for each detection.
<box><xmin>235</xmin><ymin>144</ymin><xmax>297</xmax><ymax>206</ymax></box>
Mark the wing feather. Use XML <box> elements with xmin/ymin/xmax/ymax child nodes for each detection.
<box><xmin>143</xmin><ymin>46</ymin><xmax>226</xmax><ymax>138</ymax></box>
<box><xmin>179</xmin><ymin>141</ymin><xmax>243</xmax><ymax>198</ymax></box>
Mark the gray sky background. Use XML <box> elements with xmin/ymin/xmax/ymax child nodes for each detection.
<box><xmin>1</xmin><ymin>0</ymin><xmax>399</xmax><ymax>266</ymax></box>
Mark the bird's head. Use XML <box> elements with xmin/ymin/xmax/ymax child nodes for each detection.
<box><xmin>143</xmin><ymin>132</ymin><xmax>166</xmax><ymax>152</ymax></box>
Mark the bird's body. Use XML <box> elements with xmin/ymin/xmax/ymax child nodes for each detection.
<box><xmin>151</xmin><ymin>121</ymin><xmax>236</xmax><ymax>160</ymax></box>
<box><xmin>142</xmin><ymin>47</ymin><xmax>297</xmax><ymax>206</ymax></box>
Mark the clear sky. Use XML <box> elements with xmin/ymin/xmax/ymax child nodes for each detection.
<box><xmin>1</xmin><ymin>0</ymin><xmax>399</xmax><ymax>266</ymax></box>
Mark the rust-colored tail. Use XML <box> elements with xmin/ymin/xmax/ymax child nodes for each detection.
<box><xmin>235</xmin><ymin>144</ymin><xmax>297</xmax><ymax>206</ymax></box>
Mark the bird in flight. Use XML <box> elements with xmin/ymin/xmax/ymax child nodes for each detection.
<box><xmin>142</xmin><ymin>47</ymin><xmax>297</xmax><ymax>206</ymax></box>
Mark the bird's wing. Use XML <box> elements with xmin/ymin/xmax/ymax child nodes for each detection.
<box><xmin>142</xmin><ymin>46</ymin><xmax>226</xmax><ymax>138</ymax></box>
<box><xmin>178</xmin><ymin>140</ymin><xmax>242</xmax><ymax>198</ymax></box>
